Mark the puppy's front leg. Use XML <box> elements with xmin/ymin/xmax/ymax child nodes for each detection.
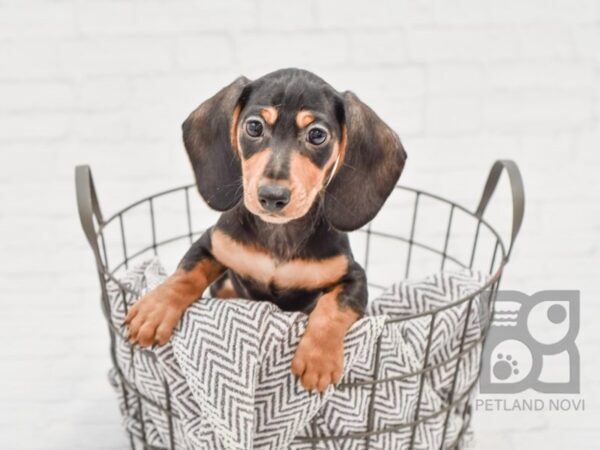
<box><xmin>126</xmin><ymin>228</ymin><xmax>225</xmax><ymax>347</ymax></box>
<box><xmin>291</xmin><ymin>262</ymin><xmax>367</xmax><ymax>393</ymax></box>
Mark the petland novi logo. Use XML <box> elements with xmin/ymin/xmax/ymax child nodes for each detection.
<box><xmin>480</xmin><ymin>290</ymin><xmax>580</xmax><ymax>394</ymax></box>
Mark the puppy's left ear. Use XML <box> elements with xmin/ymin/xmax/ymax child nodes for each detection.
<box><xmin>324</xmin><ymin>91</ymin><xmax>407</xmax><ymax>231</ymax></box>
<box><xmin>182</xmin><ymin>76</ymin><xmax>250</xmax><ymax>211</ymax></box>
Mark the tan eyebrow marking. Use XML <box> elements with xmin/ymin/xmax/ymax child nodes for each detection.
<box><xmin>260</xmin><ymin>107</ymin><xmax>278</xmax><ymax>125</ymax></box>
<box><xmin>296</xmin><ymin>111</ymin><xmax>315</xmax><ymax>129</ymax></box>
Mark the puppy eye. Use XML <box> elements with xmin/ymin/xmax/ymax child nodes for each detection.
<box><xmin>245</xmin><ymin>120</ymin><xmax>264</xmax><ymax>138</ymax></box>
<box><xmin>307</xmin><ymin>127</ymin><xmax>328</xmax><ymax>146</ymax></box>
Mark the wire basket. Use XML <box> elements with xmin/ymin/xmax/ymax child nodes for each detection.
<box><xmin>76</xmin><ymin>159</ymin><xmax>524</xmax><ymax>450</ymax></box>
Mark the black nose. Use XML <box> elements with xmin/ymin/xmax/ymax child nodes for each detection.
<box><xmin>258</xmin><ymin>185</ymin><xmax>291</xmax><ymax>212</ymax></box>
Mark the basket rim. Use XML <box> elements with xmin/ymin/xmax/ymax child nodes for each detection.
<box><xmin>95</xmin><ymin>182</ymin><xmax>508</xmax><ymax>324</ymax></box>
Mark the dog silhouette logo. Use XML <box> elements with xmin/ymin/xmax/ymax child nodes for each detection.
<box><xmin>480</xmin><ymin>290</ymin><xmax>580</xmax><ymax>394</ymax></box>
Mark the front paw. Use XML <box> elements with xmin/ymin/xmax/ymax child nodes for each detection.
<box><xmin>291</xmin><ymin>332</ymin><xmax>344</xmax><ymax>393</ymax></box>
<box><xmin>125</xmin><ymin>284</ymin><xmax>187</xmax><ymax>347</ymax></box>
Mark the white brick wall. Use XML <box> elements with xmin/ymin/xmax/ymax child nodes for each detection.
<box><xmin>1</xmin><ymin>1</ymin><xmax>598</xmax><ymax>448</ymax></box>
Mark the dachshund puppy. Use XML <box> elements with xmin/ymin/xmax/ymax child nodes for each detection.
<box><xmin>125</xmin><ymin>68</ymin><xmax>407</xmax><ymax>393</ymax></box>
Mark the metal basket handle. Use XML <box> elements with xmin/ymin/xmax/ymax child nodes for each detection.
<box><xmin>75</xmin><ymin>165</ymin><xmax>104</xmax><ymax>260</ymax></box>
<box><xmin>475</xmin><ymin>160</ymin><xmax>525</xmax><ymax>260</ymax></box>
<box><xmin>75</xmin><ymin>165</ymin><xmax>115</xmax><ymax>310</ymax></box>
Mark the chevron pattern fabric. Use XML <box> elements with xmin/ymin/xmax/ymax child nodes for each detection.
<box><xmin>107</xmin><ymin>259</ymin><xmax>487</xmax><ymax>449</ymax></box>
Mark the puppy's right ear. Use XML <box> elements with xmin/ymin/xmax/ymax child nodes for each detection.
<box><xmin>182</xmin><ymin>76</ymin><xmax>250</xmax><ymax>211</ymax></box>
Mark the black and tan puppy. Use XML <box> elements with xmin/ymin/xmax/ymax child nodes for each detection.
<box><xmin>125</xmin><ymin>68</ymin><xmax>407</xmax><ymax>393</ymax></box>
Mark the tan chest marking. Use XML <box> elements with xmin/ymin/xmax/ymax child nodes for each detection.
<box><xmin>211</xmin><ymin>230</ymin><xmax>348</xmax><ymax>290</ymax></box>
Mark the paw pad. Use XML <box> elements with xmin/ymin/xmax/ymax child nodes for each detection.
<box><xmin>493</xmin><ymin>353</ymin><xmax>519</xmax><ymax>380</ymax></box>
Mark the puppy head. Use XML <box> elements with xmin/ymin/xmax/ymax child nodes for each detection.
<box><xmin>183</xmin><ymin>68</ymin><xmax>407</xmax><ymax>230</ymax></box>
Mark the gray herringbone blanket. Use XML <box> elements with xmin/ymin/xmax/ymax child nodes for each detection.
<box><xmin>108</xmin><ymin>259</ymin><xmax>486</xmax><ymax>449</ymax></box>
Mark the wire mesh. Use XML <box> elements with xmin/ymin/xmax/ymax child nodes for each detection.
<box><xmin>76</xmin><ymin>160</ymin><xmax>523</xmax><ymax>450</ymax></box>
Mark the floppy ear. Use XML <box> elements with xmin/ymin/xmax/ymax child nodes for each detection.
<box><xmin>324</xmin><ymin>91</ymin><xmax>407</xmax><ymax>231</ymax></box>
<box><xmin>182</xmin><ymin>76</ymin><xmax>250</xmax><ymax>211</ymax></box>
